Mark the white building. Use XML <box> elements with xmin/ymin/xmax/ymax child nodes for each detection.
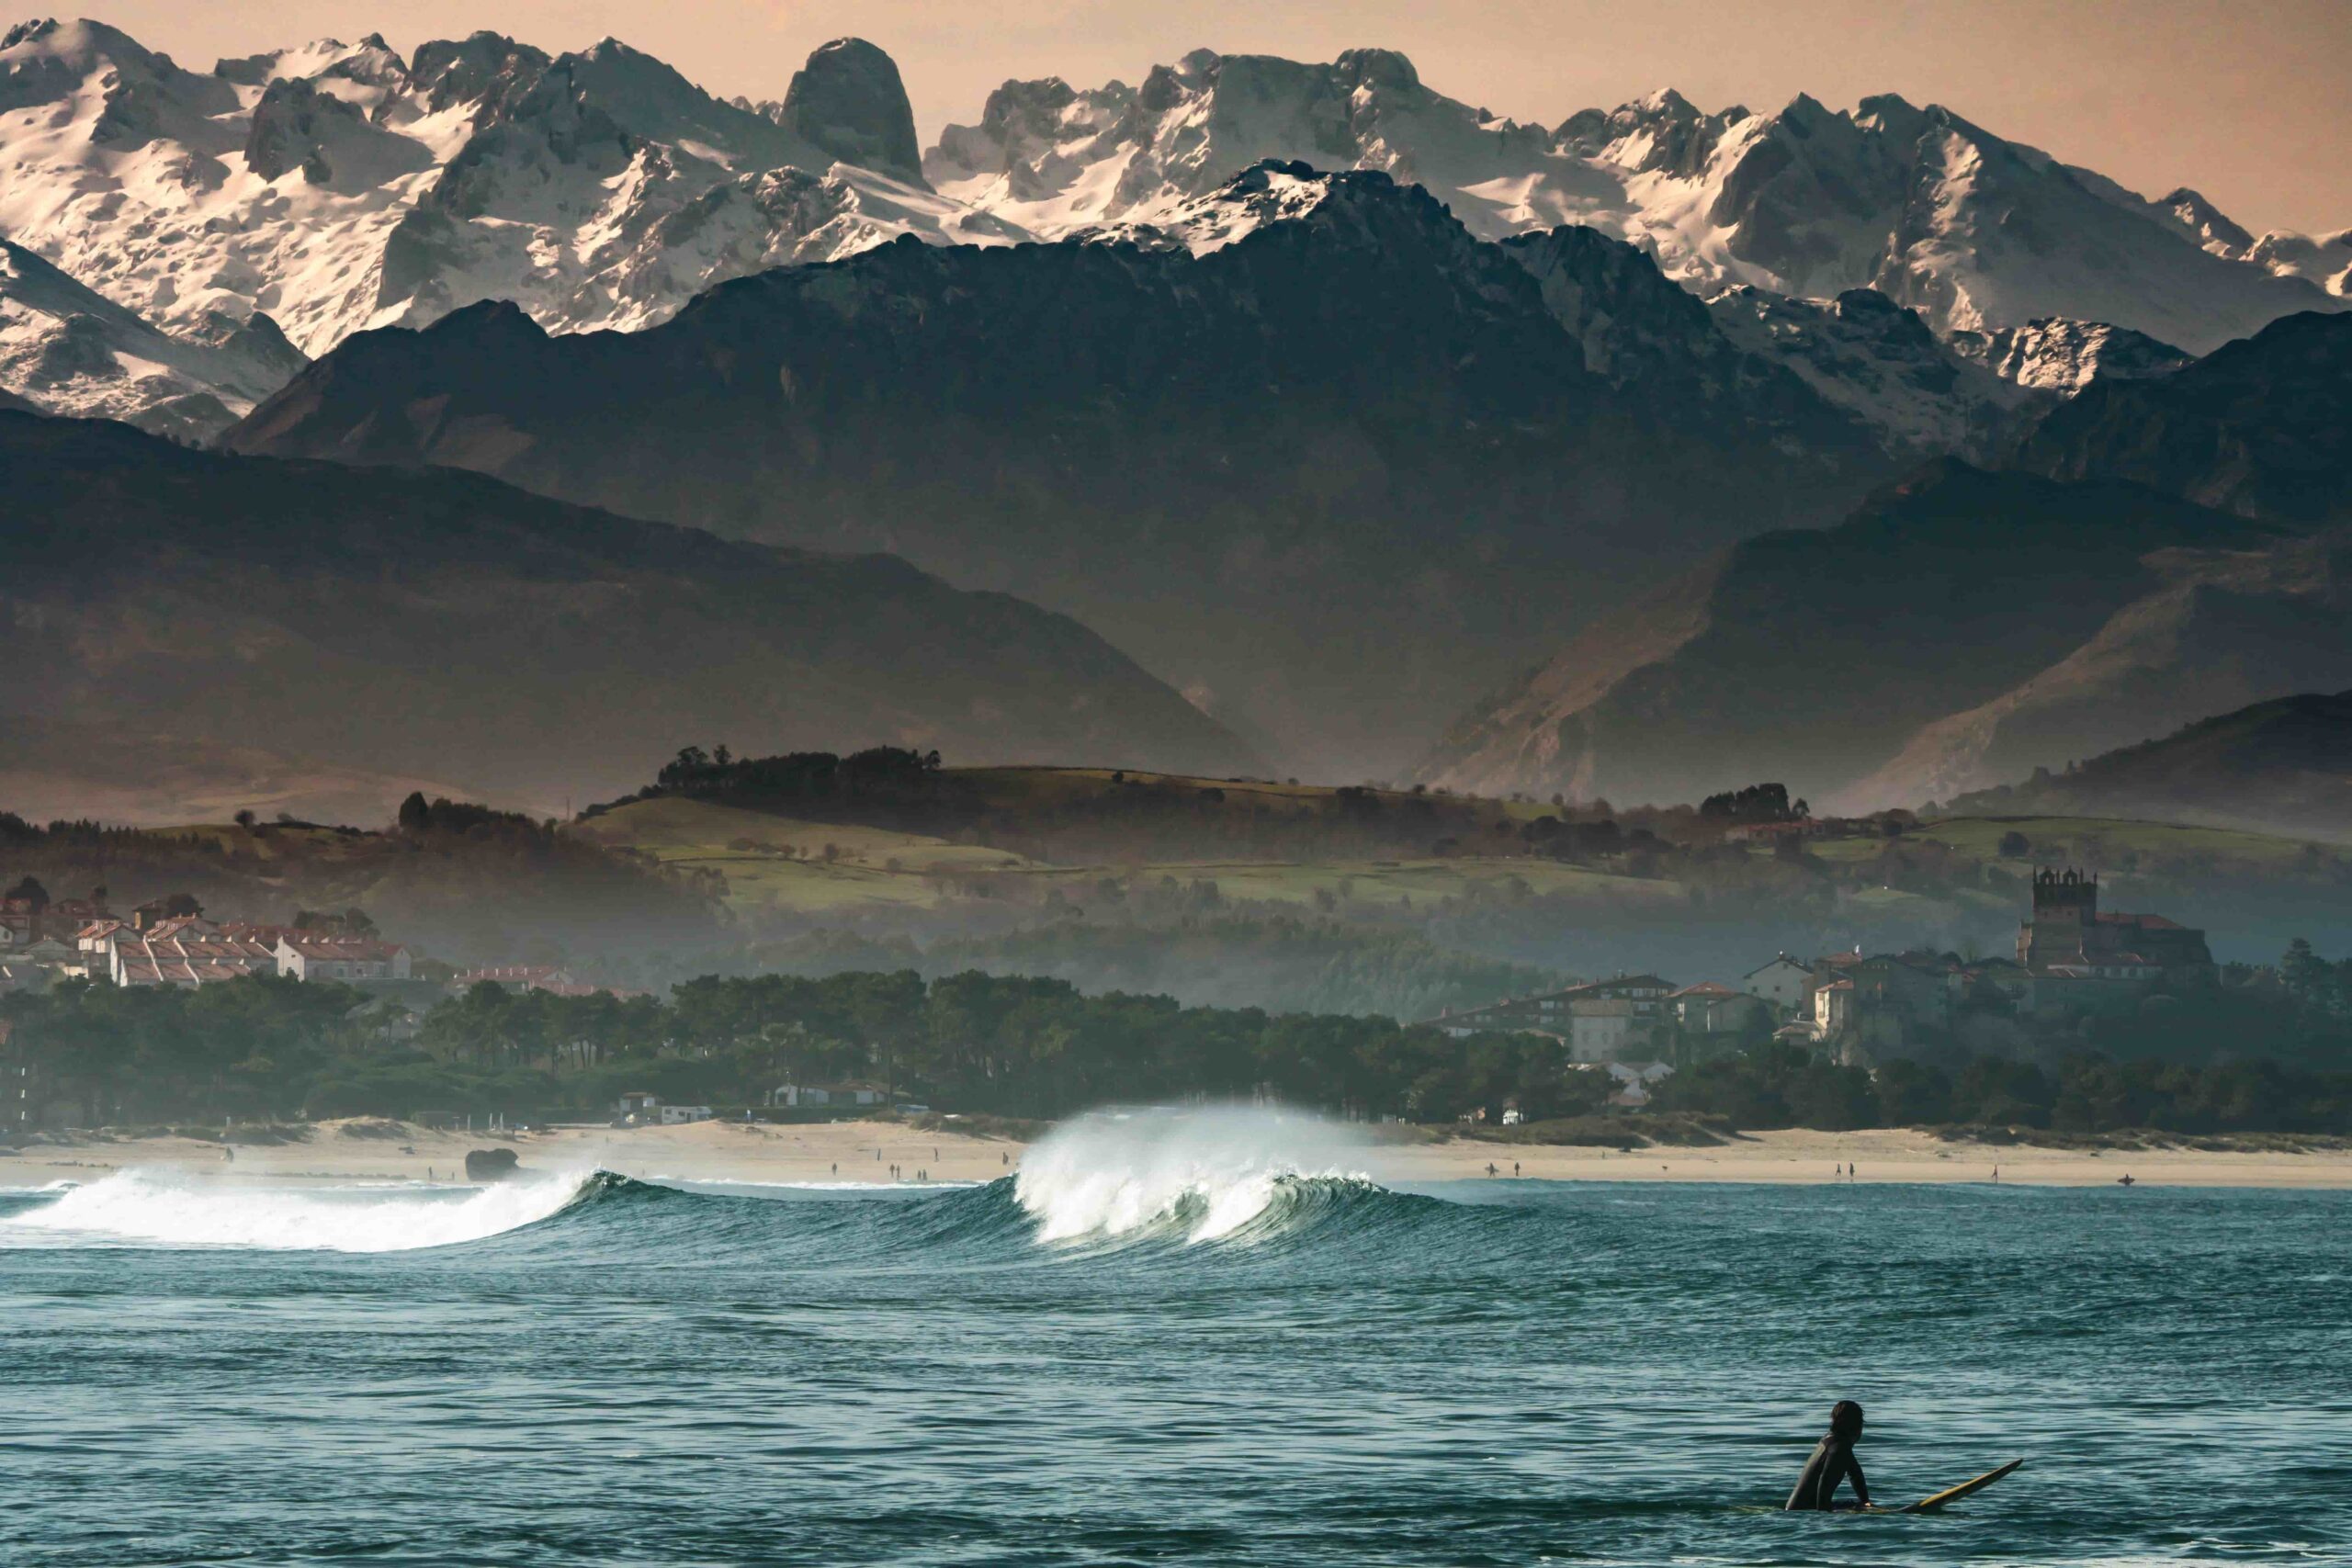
<box><xmin>1742</xmin><ymin>955</ymin><xmax>1814</xmax><ymax>1011</ymax></box>
<box><xmin>1432</xmin><ymin>976</ymin><xmax>1673</xmax><ymax>1064</ymax></box>
<box><xmin>274</xmin><ymin>936</ymin><xmax>412</xmax><ymax>983</ymax></box>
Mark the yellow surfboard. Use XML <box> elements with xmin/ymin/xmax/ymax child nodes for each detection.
<box><xmin>1902</xmin><ymin>1458</ymin><xmax>2025</xmax><ymax>1513</ymax></box>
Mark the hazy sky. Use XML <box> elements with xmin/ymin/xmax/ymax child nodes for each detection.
<box><xmin>97</xmin><ymin>0</ymin><xmax>2352</xmax><ymax>233</ymax></box>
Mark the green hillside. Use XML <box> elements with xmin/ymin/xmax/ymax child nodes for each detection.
<box><xmin>571</xmin><ymin>795</ymin><xmax>1674</xmax><ymax>919</ymax></box>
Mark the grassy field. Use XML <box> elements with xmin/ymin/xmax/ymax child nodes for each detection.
<box><xmin>567</xmin><ymin>798</ymin><xmax>1036</xmax><ymax>915</ymax></box>
<box><xmin>568</xmin><ymin>798</ymin><xmax>1679</xmax><ymax>918</ymax></box>
<box><xmin>1796</xmin><ymin>815</ymin><xmax>2326</xmax><ymax>874</ymax></box>
<box><xmin>1909</xmin><ymin>815</ymin><xmax>2326</xmax><ymax>866</ymax></box>
<box><xmin>566</xmin><ymin>793</ymin><xmax>2335</xmax><ymax>926</ymax></box>
<box><xmin>946</xmin><ymin>765</ymin><xmax>1558</xmax><ymax>818</ymax></box>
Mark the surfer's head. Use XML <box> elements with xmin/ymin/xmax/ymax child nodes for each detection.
<box><xmin>1829</xmin><ymin>1401</ymin><xmax>1865</xmax><ymax>1439</ymax></box>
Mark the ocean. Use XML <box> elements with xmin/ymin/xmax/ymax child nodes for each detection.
<box><xmin>3</xmin><ymin>1109</ymin><xmax>2346</xmax><ymax>1567</ymax></box>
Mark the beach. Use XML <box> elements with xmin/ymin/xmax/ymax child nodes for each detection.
<box><xmin>6</xmin><ymin>1117</ymin><xmax>2350</xmax><ymax>1190</ymax></box>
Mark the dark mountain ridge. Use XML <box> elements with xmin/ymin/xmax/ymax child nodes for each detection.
<box><xmin>0</xmin><ymin>412</ymin><xmax>1255</xmax><ymax>818</ymax></box>
<box><xmin>2012</xmin><ymin>310</ymin><xmax>2352</xmax><ymax>525</ymax></box>
<box><xmin>1419</xmin><ymin>460</ymin><xmax>2323</xmax><ymax>807</ymax></box>
<box><xmin>1950</xmin><ymin>689</ymin><xmax>2352</xmax><ymax>840</ymax></box>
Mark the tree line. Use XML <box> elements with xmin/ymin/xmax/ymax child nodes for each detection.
<box><xmin>2</xmin><ymin>970</ymin><xmax>1592</xmax><ymax>1129</ymax></box>
<box><xmin>7</xmin><ymin>942</ymin><xmax>2351</xmax><ymax>1135</ymax></box>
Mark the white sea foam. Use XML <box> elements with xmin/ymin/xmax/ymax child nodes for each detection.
<box><xmin>1014</xmin><ymin>1105</ymin><xmax>1374</xmax><ymax>1244</ymax></box>
<box><xmin>0</xmin><ymin>1168</ymin><xmax>594</xmax><ymax>1252</ymax></box>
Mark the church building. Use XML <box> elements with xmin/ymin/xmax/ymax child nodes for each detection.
<box><xmin>2016</xmin><ymin>868</ymin><xmax>2214</xmax><ymax>987</ymax></box>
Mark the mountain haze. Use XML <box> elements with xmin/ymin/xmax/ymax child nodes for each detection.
<box><xmin>1416</xmin><ymin>462</ymin><xmax>2352</xmax><ymax>811</ymax></box>
<box><xmin>0</xmin><ymin>412</ymin><xmax>1256</xmax><ymax>819</ymax></box>
<box><xmin>1949</xmin><ymin>689</ymin><xmax>2352</xmax><ymax>841</ymax></box>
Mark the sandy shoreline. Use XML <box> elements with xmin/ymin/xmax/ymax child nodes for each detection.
<box><xmin>4</xmin><ymin>1119</ymin><xmax>2350</xmax><ymax>1190</ymax></box>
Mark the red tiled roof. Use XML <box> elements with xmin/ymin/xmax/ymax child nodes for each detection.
<box><xmin>1670</xmin><ymin>982</ymin><xmax>1739</xmax><ymax>998</ymax></box>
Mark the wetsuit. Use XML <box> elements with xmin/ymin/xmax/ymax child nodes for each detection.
<box><xmin>1784</xmin><ymin>1433</ymin><xmax>1870</xmax><ymax>1511</ymax></box>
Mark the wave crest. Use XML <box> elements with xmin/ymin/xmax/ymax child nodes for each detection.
<box><xmin>1013</xmin><ymin>1106</ymin><xmax>1381</xmax><ymax>1245</ymax></box>
<box><xmin>0</xmin><ymin>1167</ymin><xmax>617</xmax><ymax>1253</ymax></box>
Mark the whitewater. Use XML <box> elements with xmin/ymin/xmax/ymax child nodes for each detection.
<box><xmin>3</xmin><ymin>1108</ymin><xmax>2347</xmax><ymax>1566</ymax></box>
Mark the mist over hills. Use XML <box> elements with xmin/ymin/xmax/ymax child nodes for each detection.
<box><xmin>1419</xmin><ymin>458</ymin><xmax>2352</xmax><ymax>812</ymax></box>
<box><xmin>0</xmin><ymin>412</ymin><xmax>1257</xmax><ymax>819</ymax></box>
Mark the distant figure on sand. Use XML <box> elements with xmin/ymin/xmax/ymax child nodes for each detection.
<box><xmin>2119</xmin><ymin>1174</ymin><xmax>2136</xmax><ymax>1187</ymax></box>
<box><xmin>1785</xmin><ymin>1400</ymin><xmax>1871</xmax><ymax>1511</ymax></box>
<box><xmin>1486</xmin><ymin>1163</ymin><xmax>1498</xmax><ymax>1178</ymax></box>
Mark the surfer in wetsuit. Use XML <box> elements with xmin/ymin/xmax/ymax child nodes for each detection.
<box><xmin>1785</xmin><ymin>1400</ymin><xmax>1871</xmax><ymax>1511</ymax></box>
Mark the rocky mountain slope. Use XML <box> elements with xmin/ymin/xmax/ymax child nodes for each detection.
<box><xmin>0</xmin><ymin>236</ymin><xmax>305</xmax><ymax>438</ymax></box>
<box><xmin>224</xmin><ymin>164</ymin><xmax>1907</xmax><ymax>777</ymax></box>
<box><xmin>1417</xmin><ymin>461</ymin><xmax>2352</xmax><ymax>811</ymax></box>
<box><xmin>1947</xmin><ymin>689</ymin><xmax>2352</xmax><ymax>841</ymax></box>
<box><xmin>0</xmin><ymin>411</ymin><xmax>1257</xmax><ymax>819</ymax></box>
<box><xmin>2011</xmin><ymin>310</ymin><xmax>2352</xmax><ymax>525</ymax></box>
<box><xmin>0</xmin><ymin>17</ymin><xmax>980</xmax><ymax>363</ymax></box>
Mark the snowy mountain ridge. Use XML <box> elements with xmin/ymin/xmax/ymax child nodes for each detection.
<box><xmin>0</xmin><ymin>16</ymin><xmax>990</xmax><ymax>368</ymax></box>
<box><xmin>0</xmin><ymin>19</ymin><xmax>2342</xmax><ymax>431</ymax></box>
<box><xmin>0</xmin><ymin>234</ymin><xmax>306</xmax><ymax>437</ymax></box>
<box><xmin>929</xmin><ymin>48</ymin><xmax>2345</xmax><ymax>355</ymax></box>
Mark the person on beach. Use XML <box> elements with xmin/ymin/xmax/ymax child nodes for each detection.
<box><xmin>1785</xmin><ymin>1400</ymin><xmax>1871</xmax><ymax>1511</ymax></box>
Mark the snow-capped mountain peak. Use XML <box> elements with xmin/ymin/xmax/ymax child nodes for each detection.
<box><xmin>1</xmin><ymin>23</ymin><xmax>2343</xmax><ymax>431</ymax></box>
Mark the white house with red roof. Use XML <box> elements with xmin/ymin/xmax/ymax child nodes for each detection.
<box><xmin>274</xmin><ymin>935</ymin><xmax>412</xmax><ymax>983</ymax></box>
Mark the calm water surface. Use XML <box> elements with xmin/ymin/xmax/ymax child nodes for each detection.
<box><xmin>2</xmin><ymin>1123</ymin><xmax>2346</xmax><ymax>1567</ymax></box>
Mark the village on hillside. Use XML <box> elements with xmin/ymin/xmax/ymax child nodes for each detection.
<box><xmin>1428</xmin><ymin>868</ymin><xmax>2223</xmax><ymax>1115</ymax></box>
<box><xmin>0</xmin><ymin>880</ymin><xmax>637</xmax><ymax>1002</ymax></box>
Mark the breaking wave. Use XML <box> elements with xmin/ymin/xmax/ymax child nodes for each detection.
<box><xmin>0</xmin><ymin>1167</ymin><xmax>616</xmax><ymax>1253</ymax></box>
<box><xmin>0</xmin><ymin>1108</ymin><xmax>1459</xmax><ymax>1259</ymax></box>
<box><xmin>1012</xmin><ymin>1105</ymin><xmax>1389</xmax><ymax>1245</ymax></box>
